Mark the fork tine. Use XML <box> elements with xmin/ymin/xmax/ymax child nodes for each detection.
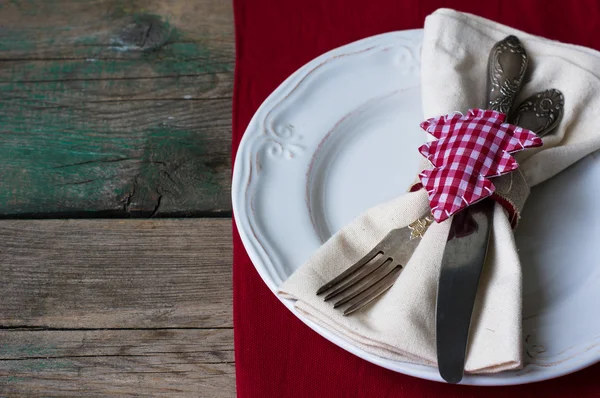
<box><xmin>316</xmin><ymin>245</ymin><xmax>383</xmax><ymax>295</ymax></box>
<box><xmin>343</xmin><ymin>267</ymin><xmax>403</xmax><ymax>315</ymax></box>
<box><xmin>332</xmin><ymin>260</ymin><xmax>398</xmax><ymax>308</ymax></box>
<box><xmin>322</xmin><ymin>255</ymin><xmax>390</xmax><ymax>301</ymax></box>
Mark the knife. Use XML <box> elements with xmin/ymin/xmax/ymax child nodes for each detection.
<box><xmin>435</xmin><ymin>86</ymin><xmax>564</xmax><ymax>383</ymax></box>
<box><xmin>435</xmin><ymin>35</ymin><xmax>528</xmax><ymax>384</ymax></box>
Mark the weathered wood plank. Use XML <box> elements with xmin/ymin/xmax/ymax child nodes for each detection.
<box><xmin>0</xmin><ymin>219</ymin><xmax>232</xmax><ymax>328</ymax></box>
<box><xmin>0</xmin><ymin>73</ymin><xmax>234</xmax><ymax>99</ymax></box>
<box><xmin>0</xmin><ymin>329</ymin><xmax>235</xmax><ymax>396</ymax></box>
<box><xmin>0</xmin><ymin>0</ymin><xmax>234</xmax><ymax>217</ymax></box>
<box><xmin>0</xmin><ymin>99</ymin><xmax>232</xmax><ymax>217</ymax></box>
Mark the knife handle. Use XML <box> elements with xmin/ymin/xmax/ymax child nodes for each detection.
<box><xmin>486</xmin><ymin>35</ymin><xmax>528</xmax><ymax>113</ymax></box>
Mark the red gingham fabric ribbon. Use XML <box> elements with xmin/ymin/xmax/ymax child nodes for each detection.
<box><xmin>418</xmin><ymin>109</ymin><xmax>542</xmax><ymax>223</ymax></box>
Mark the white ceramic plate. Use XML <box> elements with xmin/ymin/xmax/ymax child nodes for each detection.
<box><xmin>232</xmin><ymin>30</ymin><xmax>600</xmax><ymax>385</ymax></box>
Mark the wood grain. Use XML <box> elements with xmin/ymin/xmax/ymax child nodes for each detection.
<box><xmin>0</xmin><ymin>329</ymin><xmax>234</xmax><ymax>396</ymax></box>
<box><xmin>0</xmin><ymin>219</ymin><xmax>232</xmax><ymax>328</ymax></box>
<box><xmin>0</xmin><ymin>218</ymin><xmax>235</xmax><ymax>395</ymax></box>
<box><xmin>0</xmin><ymin>0</ymin><xmax>234</xmax><ymax>217</ymax></box>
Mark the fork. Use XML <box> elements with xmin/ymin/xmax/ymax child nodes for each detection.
<box><xmin>315</xmin><ymin>212</ymin><xmax>433</xmax><ymax>315</ymax></box>
<box><xmin>316</xmin><ymin>88</ymin><xmax>564</xmax><ymax>315</ymax></box>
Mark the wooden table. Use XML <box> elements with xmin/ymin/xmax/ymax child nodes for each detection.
<box><xmin>0</xmin><ymin>1</ymin><xmax>235</xmax><ymax>395</ymax></box>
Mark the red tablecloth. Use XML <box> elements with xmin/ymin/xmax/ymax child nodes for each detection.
<box><xmin>232</xmin><ymin>1</ymin><xmax>600</xmax><ymax>396</ymax></box>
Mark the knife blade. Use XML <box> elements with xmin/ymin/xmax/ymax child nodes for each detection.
<box><xmin>435</xmin><ymin>92</ymin><xmax>564</xmax><ymax>385</ymax></box>
<box><xmin>435</xmin><ymin>35</ymin><xmax>528</xmax><ymax>384</ymax></box>
<box><xmin>436</xmin><ymin>199</ymin><xmax>494</xmax><ymax>383</ymax></box>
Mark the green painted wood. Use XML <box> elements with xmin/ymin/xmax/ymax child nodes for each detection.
<box><xmin>0</xmin><ymin>0</ymin><xmax>234</xmax><ymax>217</ymax></box>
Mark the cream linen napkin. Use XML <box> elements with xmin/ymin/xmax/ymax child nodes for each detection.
<box><xmin>278</xmin><ymin>8</ymin><xmax>600</xmax><ymax>373</ymax></box>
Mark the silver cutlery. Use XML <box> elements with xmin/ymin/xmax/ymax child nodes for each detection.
<box><xmin>316</xmin><ymin>37</ymin><xmax>564</xmax><ymax>328</ymax></box>
<box><xmin>316</xmin><ymin>213</ymin><xmax>433</xmax><ymax>315</ymax></box>
<box><xmin>316</xmin><ymin>90</ymin><xmax>563</xmax><ymax>317</ymax></box>
<box><xmin>436</xmin><ymin>36</ymin><xmax>564</xmax><ymax>384</ymax></box>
